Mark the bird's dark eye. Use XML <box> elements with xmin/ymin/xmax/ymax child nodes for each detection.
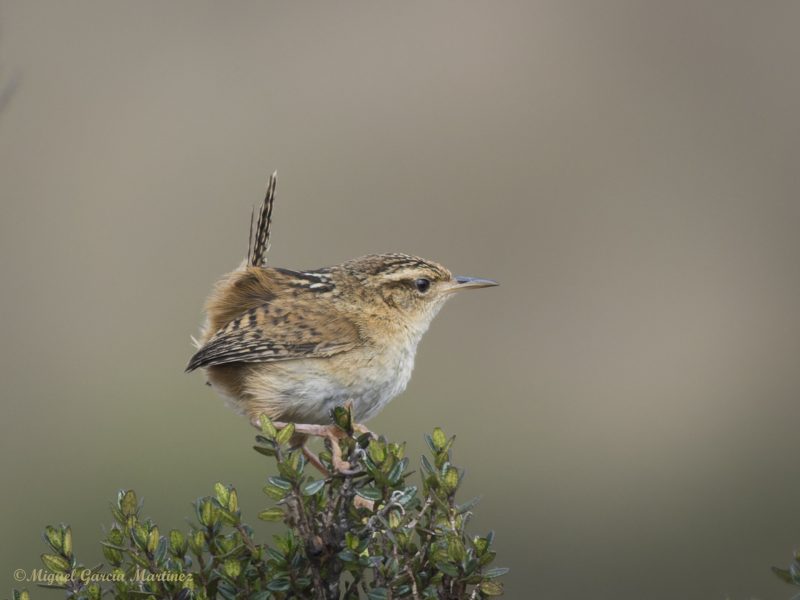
<box><xmin>415</xmin><ymin>278</ymin><xmax>431</xmax><ymax>293</ymax></box>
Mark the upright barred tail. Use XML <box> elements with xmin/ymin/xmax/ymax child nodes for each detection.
<box><xmin>247</xmin><ymin>171</ymin><xmax>277</xmax><ymax>267</ymax></box>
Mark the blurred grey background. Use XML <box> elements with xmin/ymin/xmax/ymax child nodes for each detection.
<box><xmin>2</xmin><ymin>1</ymin><xmax>800</xmax><ymax>598</ymax></box>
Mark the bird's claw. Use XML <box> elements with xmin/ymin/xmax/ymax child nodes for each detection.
<box><xmin>250</xmin><ymin>414</ymin><xmax>368</xmax><ymax>476</ymax></box>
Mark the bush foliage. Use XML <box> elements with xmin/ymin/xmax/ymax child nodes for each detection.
<box><xmin>773</xmin><ymin>551</ymin><xmax>800</xmax><ymax>592</ymax></box>
<box><xmin>12</xmin><ymin>406</ymin><xmax>506</xmax><ymax>599</ymax></box>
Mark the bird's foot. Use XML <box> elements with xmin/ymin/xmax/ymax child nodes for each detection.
<box><xmin>255</xmin><ymin>419</ymin><xmax>359</xmax><ymax>476</ymax></box>
<box><xmin>301</xmin><ymin>444</ymin><xmax>330</xmax><ymax>476</ymax></box>
<box><xmin>318</xmin><ymin>424</ymin><xmax>361</xmax><ymax>475</ymax></box>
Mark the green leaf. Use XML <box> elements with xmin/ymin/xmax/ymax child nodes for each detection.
<box><xmin>107</xmin><ymin>527</ymin><xmax>124</xmax><ymax>545</ymax></box>
<box><xmin>773</xmin><ymin>566</ymin><xmax>794</xmax><ymax>583</ymax></box>
<box><xmin>368</xmin><ymin>440</ymin><xmax>387</xmax><ymax>464</ymax></box>
<box><xmin>223</xmin><ymin>558</ymin><xmax>241</xmax><ymax>579</ymax></box>
<box><xmin>435</xmin><ymin>561</ymin><xmax>460</xmax><ymax>577</ymax></box>
<box><xmin>218</xmin><ymin>536</ymin><xmax>237</xmax><ymax>554</ymax></box>
<box><xmin>259</xmin><ymin>414</ymin><xmax>278</xmax><ymax>437</ymax></box>
<box><xmin>395</xmin><ymin>486</ymin><xmax>417</xmax><ymax>507</ymax></box>
<box><xmin>480</xmin><ymin>580</ymin><xmax>504</xmax><ymax>596</ymax></box>
<box><xmin>286</xmin><ymin>449</ymin><xmax>305</xmax><ymax>476</ymax></box>
<box><xmin>253</xmin><ymin>444</ymin><xmax>276</xmax><ymax>457</ymax></box>
<box><xmin>109</xmin><ymin>505</ymin><xmax>125</xmax><ymax>525</ymax></box>
<box><xmin>302</xmin><ymin>479</ymin><xmax>326</xmax><ymax>496</ymax></box>
<box><xmin>154</xmin><ymin>536</ymin><xmax>168</xmax><ymax>564</ymax></box>
<box><xmin>387</xmin><ymin>457</ymin><xmax>408</xmax><ymax>485</ymax></box>
<box><xmin>189</xmin><ymin>530</ymin><xmax>205</xmax><ymax>554</ymax></box>
<box><xmin>448</xmin><ymin>537</ymin><xmax>466</xmax><ymax>562</ymax></box>
<box><xmin>421</xmin><ymin>454</ymin><xmax>434</xmax><ymax>474</ymax></box>
<box><xmin>484</xmin><ymin>567</ymin><xmax>509</xmax><ymax>579</ymax></box>
<box><xmin>431</xmin><ymin>427</ymin><xmax>447</xmax><ymax>451</ymax></box>
<box><xmin>268</xmin><ymin>476</ymin><xmax>291</xmax><ymax>489</ymax></box>
<box><xmin>44</xmin><ymin>525</ymin><xmax>62</xmax><ymax>553</ymax></box>
<box><xmin>473</xmin><ymin>536</ymin><xmax>489</xmax><ymax>556</ymax></box>
<box><xmin>41</xmin><ymin>553</ymin><xmax>70</xmax><ymax>573</ymax></box>
<box><xmin>214</xmin><ymin>483</ymin><xmax>230</xmax><ymax>506</ymax></box>
<box><xmin>275</xmin><ymin>423</ymin><xmax>295</xmax><ymax>446</ymax></box>
<box><xmin>199</xmin><ymin>499</ymin><xmax>214</xmax><ymax>526</ymax></box>
<box><xmin>102</xmin><ymin>544</ymin><xmax>123</xmax><ymax>565</ymax></box>
<box><xmin>258</xmin><ymin>508</ymin><xmax>285</xmax><ymax>522</ymax></box>
<box><xmin>388</xmin><ymin>510</ymin><xmax>402</xmax><ymax>529</ymax></box>
<box><xmin>266</xmin><ymin>577</ymin><xmax>291</xmax><ymax>592</ymax></box>
<box><xmin>266</xmin><ymin>546</ymin><xmax>286</xmax><ymax>563</ymax></box>
<box><xmin>147</xmin><ymin>526</ymin><xmax>160</xmax><ymax>554</ymax></box>
<box><xmin>457</xmin><ymin>496</ymin><xmax>481</xmax><ymax>514</ymax></box>
<box><xmin>389</xmin><ymin>442</ymin><xmax>405</xmax><ymax>458</ymax></box>
<box><xmin>62</xmin><ymin>526</ymin><xmax>72</xmax><ymax>557</ymax></box>
<box><xmin>355</xmin><ymin>487</ymin><xmax>382</xmax><ymax>501</ymax></box>
<box><xmin>263</xmin><ymin>483</ymin><xmax>288</xmax><ymax>501</ymax></box>
<box><xmin>422</xmin><ymin>586</ymin><xmax>439</xmax><ymax>599</ymax></box>
<box><xmin>132</xmin><ymin>523</ymin><xmax>149</xmax><ymax>550</ymax></box>
<box><xmin>345</xmin><ymin>532</ymin><xmax>360</xmax><ymax>551</ymax></box>
<box><xmin>367</xmin><ymin>588</ymin><xmax>389</xmax><ymax>600</ymax></box>
<box><xmin>442</xmin><ymin>466</ymin><xmax>460</xmax><ymax>493</ymax></box>
<box><xmin>120</xmin><ymin>490</ymin><xmax>138</xmax><ymax>517</ymax></box>
<box><xmin>86</xmin><ymin>583</ymin><xmax>102</xmax><ymax>600</ymax></box>
<box><xmin>278</xmin><ymin>459</ymin><xmax>301</xmax><ymax>482</ymax></box>
<box><xmin>228</xmin><ymin>488</ymin><xmax>239</xmax><ymax>512</ymax></box>
<box><xmin>170</xmin><ymin>529</ymin><xmax>186</xmax><ymax>555</ymax></box>
<box><xmin>332</xmin><ymin>405</ymin><xmax>353</xmax><ymax>434</ymax></box>
<box><xmin>338</xmin><ymin>548</ymin><xmax>359</xmax><ymax>562</ymax></box>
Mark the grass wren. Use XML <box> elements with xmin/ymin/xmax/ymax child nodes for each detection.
<box><xmin>187</xmin><ymin>173</ymin><xmax>497</xmax><ymax>468</ymax></box>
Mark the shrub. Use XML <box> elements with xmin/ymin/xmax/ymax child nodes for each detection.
<box><xmin>11</xmin><ymin>406</ymin><xmax>507</xmax><ymax>599</ymax></box>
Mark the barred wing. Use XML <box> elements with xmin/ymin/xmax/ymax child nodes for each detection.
<box><xmin>186</xmin><ymin>304</ymin><xmax>360</xmax><ymax>371</ymax></box>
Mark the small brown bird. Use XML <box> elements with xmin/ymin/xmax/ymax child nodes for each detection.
<box><xmin>187</xmin><ymin>173</ymin><xmax>497</xmax><ymax>470</ymax></box>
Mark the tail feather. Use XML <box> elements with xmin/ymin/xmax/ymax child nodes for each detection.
<box><xmin>248</xmin><ymin>171</ymin><xmax>277</xmax><ymax>267</ymax></box>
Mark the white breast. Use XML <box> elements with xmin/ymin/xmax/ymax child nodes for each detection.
<box><xmin>351</xmin><ymin>342</ymin><xmax>417</xmax><ymax>422</ymax></box>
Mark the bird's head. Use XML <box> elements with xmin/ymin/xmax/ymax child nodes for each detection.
<box><xmin>342</xmin><ymin>253</ymin><xmax>498</xmax><ymax>335</ymax></box>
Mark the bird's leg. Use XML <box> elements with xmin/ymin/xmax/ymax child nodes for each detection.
<box><xmin>299</xmin><ymin>432</ymin><xmax>353</xmax><ymax>476</ymax></box>
<box><xmin>270</xmin><ymin>422</ymin><xmax>355</xmax><ymax>473</ymax></box>
<box><xmin>250</xmin><ymin>416</ymin><xmax>359</xmax><ymax>475</ymax></box>
<box><xmin>317</xmin><ymin>425</ymin><xmax>364</xmax><ymax>474</ymax></box>
<box><xmin>272</xmin><ymin>421</ymin><xmax>331</xmax><ymax>437</ymax></box>
<box><xmin>301</xmin><ymin>444</ymin><xmax>330</xmax><ymax>476</ymax></box>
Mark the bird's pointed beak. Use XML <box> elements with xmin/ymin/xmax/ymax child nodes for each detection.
<box><xmin>449</xmin><ymin>275</ymin><xmax>499</xmax><ymax>291</ymax></box>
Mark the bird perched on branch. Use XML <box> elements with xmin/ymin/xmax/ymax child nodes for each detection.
<box><xmin>187</xmin><ymin>172</ymin><xmax>497</xmax><ymax>472</ymax></box>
